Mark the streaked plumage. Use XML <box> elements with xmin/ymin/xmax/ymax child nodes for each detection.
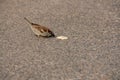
<box><xmin>24</xmin><ymin>17</ymin><xmax>55</xmax><ymax>37</ymax></box>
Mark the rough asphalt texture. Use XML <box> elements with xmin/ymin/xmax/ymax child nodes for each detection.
<box><xmin>0</xmin><ymin>0</ymin><xmax>120</xmax><ymax>80</ymax></box>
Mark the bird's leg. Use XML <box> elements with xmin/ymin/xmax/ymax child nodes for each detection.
<box><xmin>37</xmin><ymin>35</ymin><xmax>40</xmax><ymax>37</ymax></box>
<box><xmin>35</xmin><ymin>35</ymin><xmax>40</xmax><ymax>37</ymax></box>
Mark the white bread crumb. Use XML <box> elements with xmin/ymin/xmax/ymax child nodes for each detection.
<box><xmin>56</xmin><ymin>36</ymin><xmax>68</xmax><ymax>40</ymax></box>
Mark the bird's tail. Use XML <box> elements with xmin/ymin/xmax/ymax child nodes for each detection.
<box><xmin>24</xmin><ymin>17</ymin><xmax>33</xmax><ymax>24</ymax></box>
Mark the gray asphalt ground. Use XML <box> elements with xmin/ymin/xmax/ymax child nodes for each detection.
<box><xmin>0</xmin><ymin>0</ymin><xmax>120</xmax><ymax>80</ymax></box>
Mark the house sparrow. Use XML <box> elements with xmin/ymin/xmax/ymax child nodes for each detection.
<box><xmin>24</xmin><ymin>17</ymin><xmax>55</xmax><ymax>37</ymax></box>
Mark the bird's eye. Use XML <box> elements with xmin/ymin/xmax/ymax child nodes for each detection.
<box><xmin>48</xmin><ymin>30</ymin><xmax>52</xmax><ymax>33</ymax></box>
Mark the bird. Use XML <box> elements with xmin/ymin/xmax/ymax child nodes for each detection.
<box><xmin>24</xmin><ymin>17</ymin><xmax>55</xmax><ymax>37</ymax></box>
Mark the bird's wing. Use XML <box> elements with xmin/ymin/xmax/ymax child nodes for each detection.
<box><xmin>33</xmin><ymin>24</ymin><xmax>48</xmax><ymax>33</ymax></box>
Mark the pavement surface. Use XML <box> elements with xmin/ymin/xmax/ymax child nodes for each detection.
<box><xmin>0</xmin><ymin>0</ymin><xmax>120</xmax><ymax>80</ymax></box>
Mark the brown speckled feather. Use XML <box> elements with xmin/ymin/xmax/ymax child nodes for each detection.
<box><xmin>31</xmin><ymin>23</ymin><xmax>48</xmax><ymax>32</ymax></box>
<box><xmin>24</xmin><ymin>17</ymin><xmax>55</xmax><ymax>37</ymax></box>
